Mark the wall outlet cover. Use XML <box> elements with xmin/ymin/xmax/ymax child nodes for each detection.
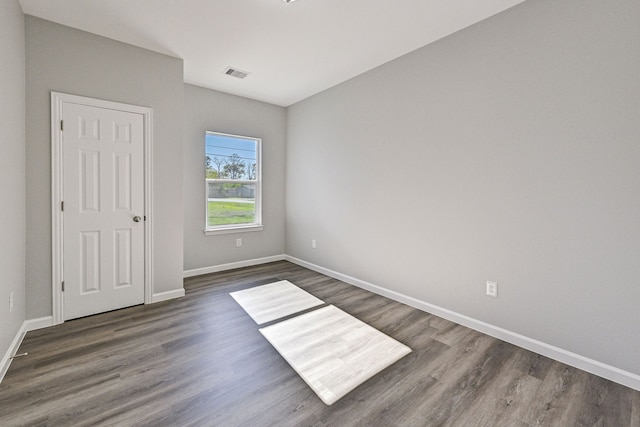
<box><xmin>486</xmin><ymin>281</ymin><xmax>498</xmax><ymax>298</ymax></box>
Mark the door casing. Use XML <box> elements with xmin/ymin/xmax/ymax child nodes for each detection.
<box><xmin>51</xmin><ymin>92</ymin><xmax>154</xmax><ymax>325</ymax></box>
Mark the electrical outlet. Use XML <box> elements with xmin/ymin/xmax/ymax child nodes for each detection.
<box><xmin>9</xmin><ymin>292</ymin><xmax>14</xmax><ymax>313</ymax></box>
<box><xmin>486</xmin><ymin>281</ymin><xmax>498</xmax><ymax>298</ymax></box>
<box><xmin>311</xmin><ymin>239</ymin><xmax>317</xmax><ymax>249</ymax></box>
<box><xmin>236</xmin><ymin>238</ymin><xmax>242</xmax><ymax>247</ymax></box>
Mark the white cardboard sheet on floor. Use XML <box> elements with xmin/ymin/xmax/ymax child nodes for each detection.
<box><xmin>259</xmin><ymin>304</ymin><xmax>412</xmax><ymax>405</ymax></box>
<box><xmin>230</xmin><ymin>280</ymin><xmax>324</xmax><ymax>325</ymax></box>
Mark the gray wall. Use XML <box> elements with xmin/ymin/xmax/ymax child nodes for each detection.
<box><xmin>183</xmin><ymin>84</ymin><xmax>286</xmax><ymax>271</ymax></box>
<box><xmin>25</xmin><ymin>17</ymin><xmax>184</xmax><ymax>318</ymax></box>
<box><xmin>286</xmin><ymin>0</ymin><xmax>640</xmax><ymax>374</ymax></box>
<box><xmin>0</xmin><ymin>0</ymin><xmax>26</xmax><ymax>360</ymax></box>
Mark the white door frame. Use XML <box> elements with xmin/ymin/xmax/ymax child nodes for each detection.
<box><xmin>51</xmin><ymin>92</ymin><xmax>154</xmax><ymax>325</ymax></box>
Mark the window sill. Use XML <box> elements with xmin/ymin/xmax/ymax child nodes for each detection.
<box><xmin>204</xmin><ymin>225</ymin><xmax>264</xmax><ymax>236</ymax></box>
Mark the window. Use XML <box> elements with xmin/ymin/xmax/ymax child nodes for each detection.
<box><xmin>205</xmin><ymin>131</ymin><xmax>262</xmax><ymax>234</ymax></box>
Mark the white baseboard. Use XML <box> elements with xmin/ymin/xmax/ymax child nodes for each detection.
<box><xmin>0</xmin><ymin>323</ymin><xmax>27</xmax><ymax>384</ymax></box>
<box><xmin>285</xmin><ymin>255</ymin><xmax>640</xmax><ymax>392</ymax></box>
<box><xmin>152</xmin><ymin>288</ymin><xmax>186</xmax><ymax>303</ymax></box>
<box><xmin>25</xmin><ymin>316</ymin><xmax>53</xmax><ymax>331</ymax></box>
<box><xmin>183</xmin><ymin>254</ymin><xmax>286</xmax><ymax>278</ymax></box>
<box><xmin>1</xmin><ymin>316</ymin><xmax>55</xmax><ymax>384</ymax></box>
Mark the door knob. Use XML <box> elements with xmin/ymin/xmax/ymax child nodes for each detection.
<box><xmin>133</xmin><ymin>215</ymin><xmax>142</xmax><ymax>223</ymax></box>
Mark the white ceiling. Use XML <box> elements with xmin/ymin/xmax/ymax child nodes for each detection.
<box><xmin>19</xmin><ymin>0</ymin><xmax>525</xmax><ymax>107</ymax></box>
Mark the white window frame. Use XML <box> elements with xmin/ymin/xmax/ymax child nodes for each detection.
<box><xmin>204</xmin><ymin>131</ymin><xmax>263</xmax><ymax>235</ymax></box>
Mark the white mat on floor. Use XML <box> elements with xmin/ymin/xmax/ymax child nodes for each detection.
<box><xmin>259</xmin><ymin>304</ymin><xmax>412</xmax><ymax>405</ymax></box>
<box><xmin>229</xmin><ymin>280</ymin><xmax>324</xmax><ymax>325</ymax></box>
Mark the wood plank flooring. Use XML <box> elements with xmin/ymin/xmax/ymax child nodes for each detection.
<box><xmin>1</xmin><ymin>261</ymin><xmax>638</xmax><ymax>426</ymax></box>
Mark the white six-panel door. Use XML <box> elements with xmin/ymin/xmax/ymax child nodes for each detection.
<box><xmin>62</xmin><ymin>102</ymin><xmax>145</xmax><ymax>320</ymax></box>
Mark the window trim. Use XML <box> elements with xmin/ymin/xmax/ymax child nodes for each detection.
<box><xmin>204</xmin><ymin>131</ymin><xmax>262</xmax><ymax>235</ymax></box>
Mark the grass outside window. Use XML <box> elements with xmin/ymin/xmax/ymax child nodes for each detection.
<box><xmin>207</xmin><ymin>199</ymin><xmax>256</xmax><ymax>227</ymax></box>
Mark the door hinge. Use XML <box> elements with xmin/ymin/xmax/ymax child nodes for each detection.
<box><xmin>60</xmin><ymin>120</ymin><xmax>64</xmax><ymax>131</ymax></box>
<box><xmin>61</xmin><ymin>281</ymin><xmax>65</xmax><ymax>292</ymax></box>
<box><xmin>61</xmin><ymin>201</ymin><xmax>64</xmax><ymax>211</ymax></box>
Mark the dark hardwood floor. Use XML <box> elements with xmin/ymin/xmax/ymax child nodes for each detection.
<box><xmin>1</xmin><ymin>261</ymin><xmax>639</xmax><ymax>426</ymax></box>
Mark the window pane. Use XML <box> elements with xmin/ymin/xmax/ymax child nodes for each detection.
<box><xmin>206</xmin><ymin>133</ymin><xmax>257</xmax><ymax>181</ymax></box>
<box><xmin>205</xmin><ymin>131</ymin><xmax>261</xmax><ymax>231</ymax></box>
<box><xmin>207</xmin><ymin>181</ymin><xmax>256</xmax><ymax>227</ymax></box>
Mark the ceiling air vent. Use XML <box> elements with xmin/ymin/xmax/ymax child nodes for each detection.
<box><xmin>224</xmin><ymin>67</ymin><xmax>250</xmax><ymax>79</ymax></box>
